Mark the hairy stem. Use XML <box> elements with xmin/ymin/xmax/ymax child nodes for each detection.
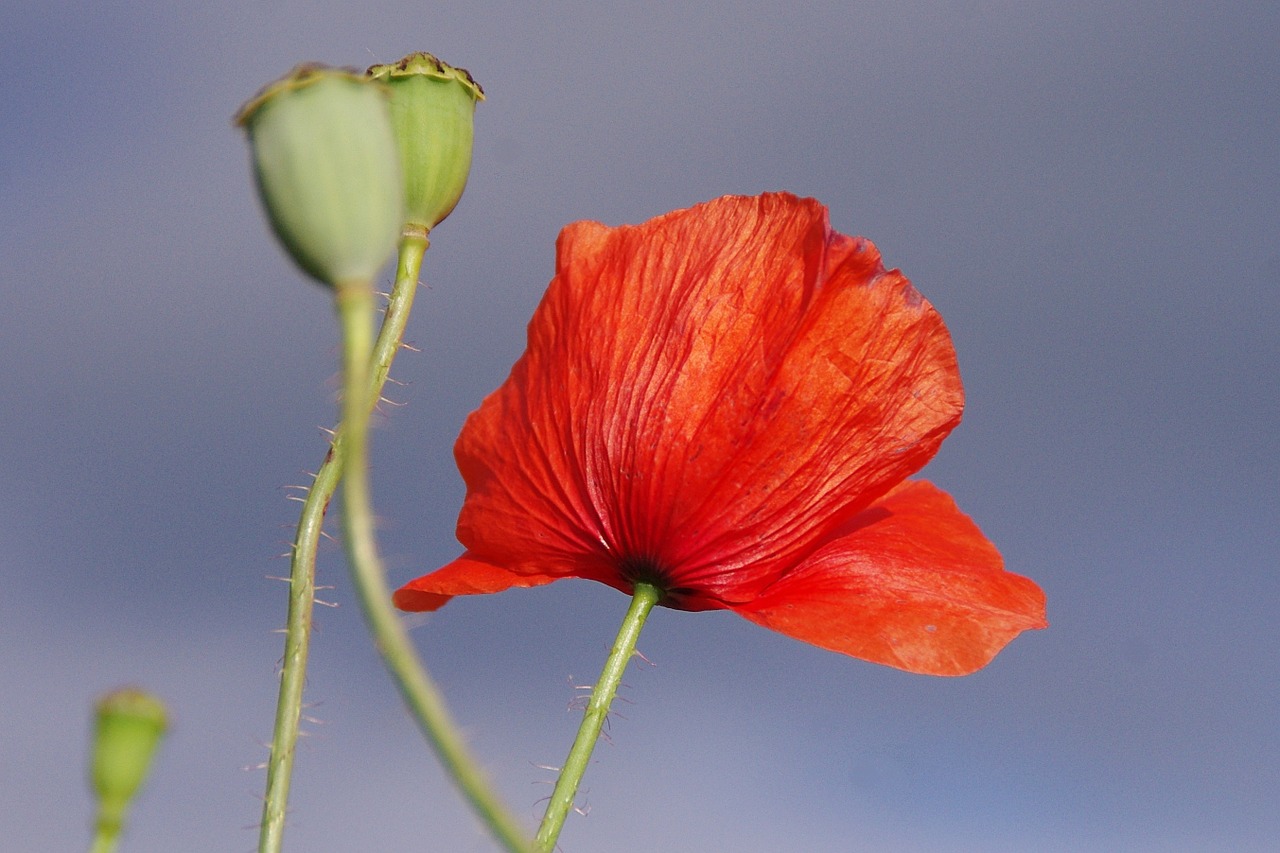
<box><xmin>333</xmin><ymin>265</ymin><xmax>534</xmax><ymax>853</ymax></box>
<box><xmin>535</xmin><ymin>582</ymin><xmax>662</xmax><ymax>851</ymax></box>
<box><xmin>258</xmin><ymin>236</ymin><xmax>426</xmax><ymax>852</ymax></box>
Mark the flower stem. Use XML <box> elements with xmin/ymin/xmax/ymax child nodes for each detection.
<box><xmin>333</xmin><ymin>264</ymin><xmax>534</xmax><ymax>853</ymax></box>
<box><xmin>257</xmin><ymin>235</ymin><xmax>427</xmax><ymax>853</ymax></box>
<box><xmin>89</xmin><ymin>812</ymin><xmax>122</xmax><ymax>853</ymax></box>
<box><xmin>535</xmin><ymin>582</ymin><xmax>662</xmax><ymax>852</ymax></box>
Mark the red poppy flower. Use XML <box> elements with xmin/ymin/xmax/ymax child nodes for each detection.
<box><xmin>396</xmin><ymin>193</ymin><xmax>1046</xmax><ymax>675</ymax></box>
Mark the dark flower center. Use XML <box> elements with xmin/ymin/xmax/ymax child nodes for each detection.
<box><xmin>617</xmin><ymin>555</ymin><xmax>703</xmax><ymax>607</ymax></box>
<box><xmin>617</xmin><ymin>554</ymin><xmax>669</xmax><ymax>589</ymax></box>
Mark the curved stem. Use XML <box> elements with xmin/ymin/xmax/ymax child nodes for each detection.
<box><xmin>258</xmin><ymin>236</ymin><xmax>426</xmax><ymax>852</ymax></box>
<box><xmin>333</xmin><ymin>270</ymin><xmax>534</xmax><ymax>853</ymax></box>
<box><xmin>535</xmin><ymin>582</ymin><xmax>662</xmax><ymax>852</ymax></box>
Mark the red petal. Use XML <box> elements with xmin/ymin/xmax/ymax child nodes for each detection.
<box><xmin>449</xmin><ymin>194</ymin><xmax>965</xmax><ymax>607</ymax></box>
<box><xmin>733</xmin><ymin>480</ymin><xmax>1047</xmax><ymax>676</ymax></box>
<box><xmin>393</xmin><ymin>554</ymin><xmax>566</xmax><ymax>612</ymax></box>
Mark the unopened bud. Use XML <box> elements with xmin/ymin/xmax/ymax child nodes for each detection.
<box><xmin>90</xmin><ymin>687</ymin><xmax>168</xmax><ymax>832</ymax></box>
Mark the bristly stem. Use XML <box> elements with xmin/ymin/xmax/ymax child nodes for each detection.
<box><xmin>535</xmin><ymin>582</ymin><xmax>662</xmax><ymax>851</ymax></box>
<box><xmin>332</xmin><ymin>259</ymin><xmax>535</xmax><ymax>853</ymax></box>
<box><xmin>258</xmin><ymin>236</ymin><xmax>426</xmax><ymax>853</ymax></box>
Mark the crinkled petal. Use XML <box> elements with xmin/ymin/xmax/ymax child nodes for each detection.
<box><xmin>447</xmin><ymin>193</ymin><xmax>964</xmax><ymax>609</ymax></box>
<box><xmin>732</xmin><ymin>480</ymin><xmax>1047</xmax><ymax>675</ymax></box>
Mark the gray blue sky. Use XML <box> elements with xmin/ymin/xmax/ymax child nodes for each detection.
<box><xmin>3</xmin><ymin>1</ymin><xmax>1277</xmax><ymax>850</ymax></box>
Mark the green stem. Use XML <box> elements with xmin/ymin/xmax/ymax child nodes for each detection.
<box><xmin>257</xmin><ymin>236</ymin><xmax>428</xmax><ymax>853</ymax></box>
<box><xmin>333</xmin><ymin>267</ymin><xmax>534</xmax><ymax>853</ymax></box>
<box><xmin>89</xmin><ymin>812</ymin><xmax>122</xmax><ymax>853</ymax></box>
<box><xmin>535</xmin><ymin>582</ymin><xmax>662</xmax><ymax>852</ymax></box>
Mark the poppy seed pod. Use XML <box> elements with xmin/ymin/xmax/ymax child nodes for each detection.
<box><xmin>235</xmin><ymin>65</ymin><xmax>403</xmax><ymax>287</ymax></box>
<box><xmin>91</xmin><ymin>688</ymin><xmax>168</xmax><ymax>823</ymax></box>
<box><xmin>367</xmin><ymin>53</ymin><xmax>484</xmax><ymax>236</ymax></box>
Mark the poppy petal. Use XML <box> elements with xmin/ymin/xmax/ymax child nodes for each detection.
<box><xmin>392</xmin><ymin>554</ymin><xmax>566</xmax><ymax>612</ymax></box>
<box><xmin>448</xmin><ymin>194</ymin><xmax>964</xmax><ymax>607</ymax></box>
<box><xmin>732</xmin><ymin>480</ymin><xmax>1047</xmax><ymax>676</ymax></box>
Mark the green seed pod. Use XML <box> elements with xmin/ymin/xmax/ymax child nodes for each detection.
<box><xmin>90</xmin><ymin>687</ymin><xmax>168</xmax><ymax>827</ymax></box>
<box><xmin>235</xmin><ymin>65</ymin><xmax>403</xmax><ymax>287</ymax></box>
<box><xmin>367</xmin><ymin>52</ymin><xmax>484</xmax><ymax>236</ymax></box>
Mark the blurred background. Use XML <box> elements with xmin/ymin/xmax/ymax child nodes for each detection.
<box><xmin>2</xmin><ymin>1</ymin><xmax>1276</xmax><ymax>850</ymax></box>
